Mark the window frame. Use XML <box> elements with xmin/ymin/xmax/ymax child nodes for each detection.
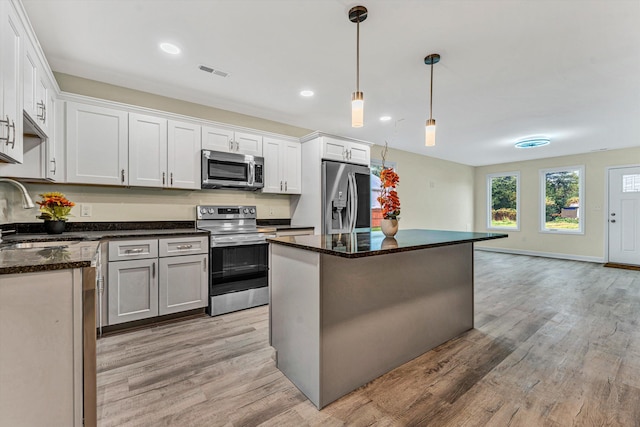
<box><xmin>539</xmin><ymin>165</ymin><xmax>585</xmax><ymax>235</ymax></box>
<box><xmin>486</xmin><ymin>171</ymin><xmax>521</xmax><ymax>231</ymax></box>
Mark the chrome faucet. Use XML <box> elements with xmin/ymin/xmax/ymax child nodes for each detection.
<box><xmin>0</xmin><ymin>178</ymin><xmax>35</xmax><ymax>243</ymax></box>
<box><xmin>0</xmin><ymin>177</ymin><xmax>35</xmax><ymax>208</ymax></box>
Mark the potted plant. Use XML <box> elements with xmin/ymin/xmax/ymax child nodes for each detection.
<box><xmin>377</xmin><ymin>167</ymin><xmax>400</xmax><ymax>237</ymax></box>
<box><xmin>36</xmin><ymin>192</ymin><xmax>75</xmax><ymax>234</ymax></box>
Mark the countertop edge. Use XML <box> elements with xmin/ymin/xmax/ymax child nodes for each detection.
<box><xmin>268</xmin><ymin>234</ymin><xmax>508</xmax><ymax>258</ymax></box>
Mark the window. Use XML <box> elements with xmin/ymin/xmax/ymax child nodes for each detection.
<box><xmin>623</xmin><ymin>174</ymin><xmax>640</xmax><ymax>192</ymax></box>
<box><xmin>371</xmin><ymin>159</ymin><xmax>396</xmax><ymax>230</ymax></box>
<box><xmin>540</xmin><ymin>165</ymin><xmax>584</xmax><ymax>234</ymax></box>
<box><xmin>487</xmin><ymin>172</ymin><xmax>520</xmax><ymax>230</ymax></box>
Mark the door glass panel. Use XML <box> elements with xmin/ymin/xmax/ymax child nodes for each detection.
<box><xmin>622</xmin><ymin>174</ymin><xmax>640</xmax><ymax>192</ymax></box>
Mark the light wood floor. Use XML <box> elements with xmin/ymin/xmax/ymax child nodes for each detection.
<box><xmin>96</xmin><ymin>251</ymin><xmax>640</xmax><ymax>426</ymax></box>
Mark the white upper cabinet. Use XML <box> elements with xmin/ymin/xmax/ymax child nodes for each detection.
<box><xmin>202</xmin><ymin>125</ymin><xmax>263</xmax><ymax>156</ymax></box>
<box><xmin>321</xmin><ymin>136</ymin><xmax>370</xmax><ymax>166</ymax></box>
<box><xmin>262</xmin><ymin>137</ymin><xmax>301</xmax><ymax>194</ymax></box>
<box><xmin>0</xmin><ymin>0</ymin><xmax>23</xmax><ymax>164</ymax></box>
<box><xmin>23</xmin><ymin>41</ymin><xmax>51</xmax><ymax>137</ymax></box>
<box><xmin>129</xmin><ymin>113</ymin><xmax>167</xmax><ymax>188</ymax></box>
<box><xmin>66</xmin><ymin>102</ymin><xmax>129</xmax><ymax>185</ymax></box>
<box><xmin>167</xmin><ymin>120</ymin><xmax>200</xmax><ymax>189</ymax></box>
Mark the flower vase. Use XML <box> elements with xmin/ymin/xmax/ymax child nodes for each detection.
<box><xmin>381</xmin><ymin>219</ymin><xmax>398</xmax><ymax>237</ymax></box>
<box><xmin>44</xmin><ymin>220</ymin><xmax>65</xmax><ymax>235</ymax></box>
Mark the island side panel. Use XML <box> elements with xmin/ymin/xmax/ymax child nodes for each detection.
<box><xmin>270</xmin><ymin>243</ymin><xmax>322</xmax><ymax>407</ymax></box>
<box><xmin>320</xmin><ymin>243</ymin><xmax>474</xmax><ymax>408</ymax></box>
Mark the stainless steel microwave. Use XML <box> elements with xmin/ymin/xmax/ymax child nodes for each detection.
<box><xmin>201</xmin><ymin>150</ymin><xmax>264</xmax><ymax>190</ymax></box>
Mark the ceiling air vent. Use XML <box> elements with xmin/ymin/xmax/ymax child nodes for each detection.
<box><xmin>199</xmin><ymin>65</ymin><xmax>229</xmax><ymax>77</ymax></box>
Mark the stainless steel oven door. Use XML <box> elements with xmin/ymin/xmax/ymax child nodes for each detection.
<box><xmin>208</xmin><ymin>242</ymin><xmax>269</xmax><ymax>316</ymax></box>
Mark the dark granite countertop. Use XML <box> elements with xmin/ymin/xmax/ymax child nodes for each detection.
<box><xmin>268</xmin><ymin>229</ymin><xmax>508</xmax><ymax>259</ymax></box>
<box><xmin>0</xmin><ymin>222</ymin><xmax>208</xmax><ymax>275</ymax></box>
<box><xmin>0</xmin><ymin>240</ymin><xmax>101</xmax><ymax>275</ymax></box>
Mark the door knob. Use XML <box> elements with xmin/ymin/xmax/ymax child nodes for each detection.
<box><xmin>611</xmin><ymin>213</ymin><xmax>616</xmax><ymax>216</ymax></box>
<box><xmin>611</xmin><ymin>219</ymin><xmax>616</xmax><ymax>223</ymax></box>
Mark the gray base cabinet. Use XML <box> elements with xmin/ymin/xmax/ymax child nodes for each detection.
<box><xmin>159</xmin><ymin>253</ymin><xmax>208</xmax><ymax>315</ymax></box>
<box><xmin>108</xmin><ymin>258</ymin><xmax>158</xmax><ymax>325</ymax></box>
<box><xmin>106</xmin><ymin>236</ymin><xmax>208</xmax><ymax>326</ymax></box>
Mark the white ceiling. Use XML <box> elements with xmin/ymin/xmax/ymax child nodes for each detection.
<box><xmin>22</xmin><ymin>0</ymin><xmax>640</xmax><ymax>166</ymax></box>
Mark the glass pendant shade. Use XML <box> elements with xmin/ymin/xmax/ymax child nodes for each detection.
<box><xmin>425</xmin><ymin>118</ymin><xmax>436</xmax><ymax>147</ymax></box>
<box><xmin>352</xmin><ymin>91</ymin><xmax>364</xmax><ymax>128</ymax></box>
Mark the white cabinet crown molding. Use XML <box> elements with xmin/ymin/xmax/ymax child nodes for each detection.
<box><xmin>299</xmin><ymin>131</ymin><xmax>374</xmax><ymax>146</ymax></box>
<box><xmin>58</xmin><ymin>91</ymin><xmax>300</xmax><ymax>143</ymax></box>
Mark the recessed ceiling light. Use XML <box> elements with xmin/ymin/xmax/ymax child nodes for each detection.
<box><xmin>379</xmin><ymin>116</ymin><xmax>392</xmax><ymax>122</ymax></box>
<box><xmin>159</xmin><ymin>42</ymin><xmax>181</xmax><ymax>55</ymax></box>
<box><xmin>300</xmin><ymin>90</ymin><xmax>314</xmax><ymax>97</ymax></box>
<box><xmin>514</xmin><ymin>137</ymin><xmax>550</xmax><ymax>148</ymax></box>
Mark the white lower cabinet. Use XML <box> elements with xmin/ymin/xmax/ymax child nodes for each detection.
<box><xmin>107</xmin><ymin>236</ymin><xmax>208</xmax><ymax>326</ymax></box>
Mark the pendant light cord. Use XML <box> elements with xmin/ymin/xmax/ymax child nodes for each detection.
<box><xmin>429</xmin><ymin>62</ymin><xmax>433</xmax><ymax>120</ymax></box>
<box><xmin>356</xmin><ymin>18</ymin><xmax>360</xmax><ymax>92</ymax></box>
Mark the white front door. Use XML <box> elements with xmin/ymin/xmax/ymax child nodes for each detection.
<box><xmin>608</xmin><ymin>166</ymin><xmax>640</xmax><ymax>265</ymax></box>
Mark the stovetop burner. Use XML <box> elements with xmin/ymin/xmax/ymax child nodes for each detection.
<box><xmin>196</xmin><ymin>205</ymin><xmax>275</xmax><ymax>247</ymax></box>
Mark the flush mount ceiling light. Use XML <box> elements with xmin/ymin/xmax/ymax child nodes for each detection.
<box><xmin>349</xmin><ymin>5</ymin><xmax>367</xmax><ymax>128</ymax></box>
<box><xmin>300</xmin><ymin>90</ymin><xmax>314</xmax><ymax>97</ymax></box>
<box><xmin>514</xmin><ymin>137</ymin><xmax>551</xmax><ymax>148</ymax></box>
<box><xmin>159</xmin><ymin>42</ymin><xmax>180</xmax><ymax>55</ymax></box>
<box><xmin>424</xmin><ymin>53</ymin><xmax>440</xmax><ymax>147</ymax></box>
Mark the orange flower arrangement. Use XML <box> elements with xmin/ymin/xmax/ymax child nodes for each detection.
<box><xmin>36</xmin><ymin>192</ymin><xmax>75</xmax><ymax>221</ymax></box>
<box><xmin>377</xmin><ymin>168</ymin><xmax>400</xmax><ymax>219</ymax></box>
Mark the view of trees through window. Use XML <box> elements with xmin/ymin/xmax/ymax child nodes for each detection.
<box><xmin>542</xmin><ymin>168</ymin><xmax>582</xmax><ymax>231</ymax></box>
<box><xmin>488</xmin><ymin>174</ymin><xmax>519</xmax><ymax>229</ymax></box>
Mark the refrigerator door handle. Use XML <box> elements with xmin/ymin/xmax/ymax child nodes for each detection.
<box><xmin>352</xmin><ymin>173</ymin><xmax>359</xmax><ymax>231</ymax></box>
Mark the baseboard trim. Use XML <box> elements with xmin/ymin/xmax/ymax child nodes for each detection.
<box><xmin>475</xmin><ymin>246</ymin><xmax>604</xmax><ymax>264</ymax></box>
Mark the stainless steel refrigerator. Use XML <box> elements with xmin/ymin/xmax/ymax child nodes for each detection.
<box><xmin>322</xmin><ymin>160</ymin><xmax>371</xmax><ymax>234</ymax></box>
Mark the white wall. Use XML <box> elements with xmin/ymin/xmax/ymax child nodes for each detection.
<box><xmin>370</xmin><ymin>144</ymin><xmax>475</xmax><ymax>231</ymax></box>
<box><xmin>473</xmin><ymin>147</ymin><xmax>640</xmax><ymax>261</ymax></box>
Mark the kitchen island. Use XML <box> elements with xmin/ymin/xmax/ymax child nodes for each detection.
<box><xmin>268</xmin><ymin>229</ymin><xmax>507</xmax><ymax>409</ymax></box>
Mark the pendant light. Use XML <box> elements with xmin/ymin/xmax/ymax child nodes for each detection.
<box><xmin>349</xmin><ymin>6</ymin><xmax>367</xmax><ymax>128</ymax></box>
<box><xmin>424</xmin><ymin>53</ymin><xmax>440</xmax><ymax>147</ymax></box>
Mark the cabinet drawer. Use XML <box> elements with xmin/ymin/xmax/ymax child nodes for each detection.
<box><xmin>159</xmin><ymin>236</ymin><xmax>208</xmax><ymax>257</ymax></box>
<box><xmin>108</xmin><ymin>239</ymin><xmax>158</xmax><ymax>261</ymax></box>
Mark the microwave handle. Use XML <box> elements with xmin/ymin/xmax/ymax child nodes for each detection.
<box><xmin>249</xmin><ymin>161</ymin><xmax>255</xmax><ymax>185</ymax></box>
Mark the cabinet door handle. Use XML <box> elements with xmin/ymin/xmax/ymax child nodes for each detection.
<box><xmin>125</xmin><ymin>248</ymin><xmax>144</xmax><ymax>254</ymax></box>
<box><xmin>280</xmin><ymin>181</ymin><xmax>283</xmax><ymax>191</ymax></box>
<box><xmin>50</xmin><ymin>158</ymin><xmax>57</xmax><ymax>174</ymax></box>
<box><xmin>203</xmin><ymin>257</ymin><xmax>207</xmax><ymax>272</ymax></box>
<box><xmin>37</xmin><ymin>100</ymin><xmax>45</xmax><ymax>121</ymax></box>
<box><xmin>152</xmin><ymin>262</ymin><xmax>156</xmax><ymax>278</ymax></box>
<box><xmin>170</xmin><ymin>172</ymin><xmax>173</xmax><ymax>186</ymax></box>
<box><xmin>229</xmin><ymin>140</ymin><xmax>234</xmax><ymax>151</ymax></box>
<box><xmin>176</xmin><ymin>244</ymin><xmax>193</xmax><ymax>250</ymax></box>
<box><xmin>8</xmin><ymin>120</ymin><xmax>15</xmax><ymax>149</ymax></box>
<box><xmin>121</xmin><ymin>169</ymin><xmax>126</xmax><ymax>183</ymax></box>
<box><xmin>285</xmin><ymin>181</ymin><xmax>288</xmax><ymax>192</ymax></box>
<box><xmin>162</xmin><ymin>172</ymin><xmax>166</xmax><ymax>185</ymax></box>
<box><xmin>0</xmin><ymin>116</ymin><xmax>9</xmax><ymax>143</ymax></box>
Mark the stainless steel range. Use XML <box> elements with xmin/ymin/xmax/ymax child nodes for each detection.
<box><xmin>196</xmin><ymin>205</ymin><xmax>276</xmax><ymax>316</ymax></box>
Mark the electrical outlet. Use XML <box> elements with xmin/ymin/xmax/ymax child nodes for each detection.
<box><xmin>80</xmin><ymin>204</ymin><xmax>92</xmax><ymax>217</ymax></box>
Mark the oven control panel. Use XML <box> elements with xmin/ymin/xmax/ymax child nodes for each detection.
<box><xmin>197</xmin><ymin>205</ymin><xmax>256</xmax><ymax>220</ymax></box>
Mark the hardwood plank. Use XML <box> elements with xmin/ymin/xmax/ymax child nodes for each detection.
<box><xmin>96</xmin><ymin>251</ymin><xmax>640</xmax><ymax>426</ymax></box>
